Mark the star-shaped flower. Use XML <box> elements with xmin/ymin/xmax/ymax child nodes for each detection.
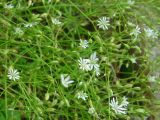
<box><xmin>61</xmin><ymin>74</ymin><xmax>74</xmax><ymax>88</ymax></box>
<box><xmin>76</xmin><ymin>91</ymin><xmax>88</xmax><ymax>101</ymax></box>
<box><xmin>109</xmin><ymin>97</ymin><xmax>129</xmax><ymax>114</ymax></box>
<box><xmin>88</xmin><ymin>52</ymin><xmax>99</xmax><ymax>70</ymax></box>
<box><xmin>79</xmin><ymin>39</ymin><xmax>89</xmax><ymax>49</ymax></box>
<box><xmin>78</xmin><ymin>58</ymin><xmax>91</xmax><ymax>71</ymax></box>
<box><xmin>7</xmin><ymin>67</ymin><xmax>20</xmax><ymax>81</ymax></box>
<box><xmin>51</xmin><ymin>18</ymin><xmax>62</xmax><ymax>25</ymax></box>
<box><xmin>130</xmin><ymin>25</ymin><xmax>141</xmax><ymax>38</ymax></box>
<box><xmin>97</xmin><ymin>17</ymin><xmax>110</xmax><ymax>30</ymax></box>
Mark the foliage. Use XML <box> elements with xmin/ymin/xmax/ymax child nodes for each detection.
<box><xmin>0</xmin><ymin>0</ymin><xmax>160</xmax><ymax>119</ymax></box>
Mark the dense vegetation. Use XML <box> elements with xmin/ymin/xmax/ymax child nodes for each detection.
<box><xmin>0</xmin><ymin>0</ymin><xmax>160</xmax><ymax>119</ymax></box>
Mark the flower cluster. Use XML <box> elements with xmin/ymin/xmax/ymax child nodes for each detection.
<box><xmin>5</xmin><ymin>2</ymin><xmax>157</xmax><ymax>118</ymax></box>
<box><xmin>78</xmin><ymin>52</ymin><xmax>100</xmax><ymax>76</ymax></box>
<box><xmin>58</xmin><ymin>38</ymin><xmax>101</xmax><ymax>103</ymax></box>
<box><xmin>128</xmin><ymin>24</ymin><xmax>158</xmax><ymax>40</ymax></box>
<box><xmin>60</xmin><ymin>74</ymin><xmax>88</xmax><ymax>101</ymax></box>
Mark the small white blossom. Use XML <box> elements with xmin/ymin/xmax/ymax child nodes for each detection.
<box><xmin>148</xmin><ymin>76</ymin><xmax>156</xmax><ymax>82</ymax></box>
<box><xmin>78</xmin><ymin>58</ymin><xmax>91</xmax><ymax>71</ymax></box>
<box><xmin>7</xmin><ymin>67</ymin><xmax>20</xmax><ymax>81</ymax></box>
<box><xmin>109</xmin><ymin>97</ymin><xmax>129</xmax><ymax>114</ymax></box>
<box><xmin>88</xmin><ymin>107</ymin><xmax>96</xmax><ymax>115</ymax></box>
<box><xmin>130</xmin><ymin>25</ymin><xmax>141</xmax><ymax>38</ymax></box>
<box><xmin>88</xmin><ymin>52</ymin><xmax>99</xmax><ymax>70</ymax></box>
<box><xmin>4</xmin><ymin>4</ymin><xmax>14</xmax><ymax>9</ymax></box>
<box><xmin>61</xmin><ymin>74</ymin><xmax>74</xmax><ymax>88</ymax></box>
<box><xmin>51</xmin><ymin>18</ymin><xmax>62</xmax><ymax>25</ymax></box>
<box><xmin>128</xmin><ymin>0</ymin><xmax>135</xmax><ymax>5</ymax></box>
<box><xmin>48</xmin><ymin>0</ymin><xmax>52</xmax><ymax>3</ymax></box>
<box><xmin>121</xmin><ymin>97</ymin><xmax>129</xmax><ymax>107</ymax></box>
<box><xmin>79</xmin><ymin>39</ymin><xmax>89</xmax><ymax>49</ymax></box>
<box><xmin>76</xmin><ymin>91</ymin><xmax>88</xmax><ymax>101</ymax></box>
<box><xmin>15</xmin><ymin>27</ymin><xmax>24</xmax><ymax>36</ymax></box>
<box><xmin>89</xmin><ymin>52</ymin><xmax>100</xmax><ymax>76</ymax></box>
<box><xmin>28</xmin><ymin>0</ymin><xmax>34</xmax><ymax>6</ymax></box>
<box><xmin>144</xmin><ymin>27</ymin><xmax>158</xmax><ymax>39</ymax></box>
<box><xmin>24</xmin><ymin>22</ymin><xmax>38</xmax><ymax>28</ymax></box>
<box><xmin>97</xmin><ymin>17</ymin><xmax>110</xmax><ymax>30</ymax></box>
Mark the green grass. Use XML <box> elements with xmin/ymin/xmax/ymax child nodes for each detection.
<box><xmin>0</xmin><ymin>0</ymin><xmax>160</xmax><ymax>119</ymax></box>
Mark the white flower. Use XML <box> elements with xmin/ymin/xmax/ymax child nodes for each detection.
<box><xmin>61</xmin><ymin>74</ymin><xmax>74</xmax><ymax>88</ymax></box>
<box><xmin>109</xmin><ymin>97</ymin><xmax>129</xmax><ymax>114</ymax></box>
<box><xmin>51</xmin><ymin>18</ymin><xmax>62</xmax><ymax>25</ymax></box>
<box><xmin>121</xmin><ymin>97</ymin><xmax>129</xmax><ymax>107</ymax></box>
<box><xmin>97</xmin><ymin>17</ymin><xmax>110</xmax><ymax>30</ymax></box>
<box><xmin>148</xmin><ymin>76</ymin><xmax>156</xmax><ymax>82</ymax></box>
<box><xmin>24</xmin><ymin>22</ymin><xmax>38</xmax><ymax>28</ymax></box>
<box><xmin>144</xmin><ymin>27</ymin><xmax>158</xmax><ymax>39</ymax></box>
<box><xmin>7</xmin><ymin>67</ymin><xmax>20</xmax><ymax>81</ymax></box>
<box><xmin>78</xmin><ymin>52</ymin><xmax>100</xmax><ymax>76</ymax></box>
<box><xmin>15</xmin><ymin>27</ymin><xmax>24</xmax><ymax>36</ymax></box>
<box><xmin>128</xmin><ymin>0</ymin><xmax>135</xmax><ymax>5</ymax></box>
<box><xmin>88</xmin><ymin>107</ymin><xmax>96</xmax><ymax>115</ymax></box>
<box><xmin>4</xmin><ymin>4</ymin><xmax>14</xmax><ymax>9</ymax></box>
<box><xmin>78</xmin><ymin>58</ymin><xmax>91</xmax><ymax>71</ymax></box>
<box><xmin>130</xmin><ymin>25</ymin><xmax>141</xmax><ymax>38</ymax></box>
<box><xmin>95</xmin><ymin>67</ymin><xmax>100</xmax><ymax>76</ymax></box>
<box><xmin>76</xmin><ymin>91</ymin><xmax>88</xmax><ymax>101</ymax></box>
<box><xmin>88</xmin><ymin>52</ymin><xmax>99</xmax><ymax>70</ymax></box>
<box><xmin>48</xmin><ymin>0</ymin><xmax>52</xmax><ymax>3</ymax></box>
<box><xmin>79</xmin><ymin>39</ymin><xmax>89</xmax><ymax>49</ymax></box>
